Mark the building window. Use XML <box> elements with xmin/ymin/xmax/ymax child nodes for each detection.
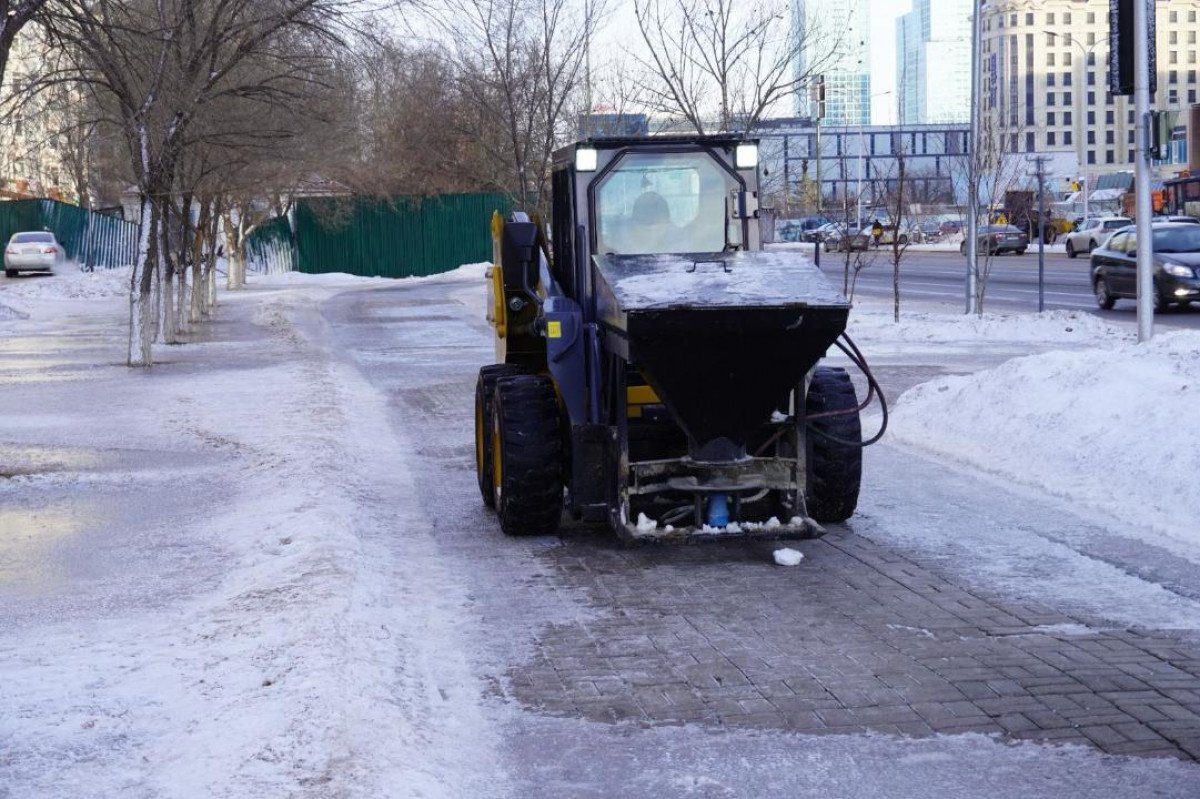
<box><xmin>1090</xmin><ymin>111</ymin><xmax>1098</xmax><ymax>124</ymax></box>
<box><xmin>1046</xmin><ymin>51</ymin><xmax>1055</xmax><ymax>66</ymax></box>
<box><xmin>1170</xmin><ymin>10</ymin><xmax>1178</xmax><ymax>23</ymax></box>
<box><xmin>1047</xmin><ymin>93</ymin><xmax>1056</xmax><ymax>106</ymax></box>
<box><xmin>1170</xmin><ymin>50</ymin><xmax>1178</xmax><ymax>64</ymax></box>
<box><xmin>1010</xmin><ymin>13</ymin><xmax>1016</xmax><ymax>26</ymax></box>
<box><xmin>1190</xmin><ymin>52</ymin><xmax>1197</xmax><ymax>64</ymax></box>
<box><xmin>1046</xmin><ymin>32</ymin><xmax>1055</xmax><ymax>46</ymax></box>
<box><xmin>1047</xmin><ymin>111</ymin><xmax>1057</xmax><ymax>126</ymax></box>
<box><xmin>1087</xmin><ymin>12</ymin><xmax>1095</xmax><ymax>24</ymax></box>
<box><xmin>1063</xmin><ymin>71</ymin><xmax>1072</xmax><ymax>86</ymax></box>
<box><xmin>1064</xmin><ymin>52</ymin><xmax>1073</xmax><ymax>66</ymax></box>
<box><xmin>1064</xmin><ymin>131</ymin><xmax>1073</xmax><ymax>145</ymax></box>
<box><xmin>1063</xmin><ymin>12</ymin><xmax>1071</xmax><ymax>24</ymax></box>
<box><xmin>1191</xmin><ymin>31</ymin><xmax>1198</xmax><ymax>44</ymax></box>
<box><xmin>1088</xmin><ymin>51</ymin><xmax>1096</xmax><ymax>66</ymax></box>
<box><xmin>1191</xmin><ymin>11</ymin><xmax>1197</xmax><ymax>22</ymax></box>
<box><xmin>1088</xmin><ymin>152</ymin><xmax>1096</xmax><ymax>164</ymax></box>
<box><xmin>1064</xmin><ymin>91</ymin><xmax>1072</xmax><ymax>104</ymax></box>
<box><xmin>1128</xmin><ymin>130</ymin><xmax>1136</xmax><ymax>143</ymax></box>
<box><xmin>1063</xmin><ymin>32</ymin><xmax>1072</xmax><ymax>45</ymax></box>
<box><xmin>1026</xmin><ymin>12</ymin><xmax>1033</xmax><ymax>25</ymax></box>
<box><xmin>1088</xmin><ymin>70</ymin><xmax>1096</xmax><ymax>86</ymax></box>
<box><xmin>1170</xmin><ymin>70</ymin><xmax>1178</xmax><ymax>84</ymax></box>
<box><xmin>1170</xmin><ymin>31</ymin><xmax>1178</xmax><ymax>45</ymax></box>
<box><xmin>1047</xmin><ymin>73</ymin><xmax>1056</xmax><ymax>86</ymax></box>
<box><xmin>1087</xmin><ymin>91</ymin><xmax>1096</xmax><ymax>104</ymax></box>
<box><xmin>1009</xmin><ymin>133</ymin><xmax>1017</xmax><ymax>152</ymax></box>
<box><xmin>1087</xmin><ymin>130</ymin><xmax>1095</xmax><ymax>144</ymax></box>
<box><xmin>1064</xmin><ymin>111</ymin><xmax>1073</xmax><ymax>125</ymax></box>
<box><xmin>1047</xmin><ymin>131</ymin><xmax>1056</xmax><ymax>146</ymax></box>
<box><xmin>1046</xmin><ymin>12</ymin><xmax>1055</xmax><ymax>24</ymax></box>
<box><xmin>1025</xmin><ymin>132</ymin><xmax>1035</xmax><ymax>152</ymax></box>
<box><xmin>1106</xmin><ymin>150</ymin><xmax>1115</xmax><ymax>163</ymax></box>
<box><xmin>1191</xmin><ymin>89</ymin><xmax>1197</xmax><ymax>104</ymax></box>
<box><xmin>1106</xmin><ymin>130</ymin><xmax>1114</xmax><ymax>144</ymax></box>
<box><xmin>1128</xmin><ymin>109</ymin><xmax>1135</xmax><ymax>123</ymax></box>
<box><xmin>1190</xmin><ymin>70</ymin><xmax>1197</xmax><ymax>83</ymax></box>
<box><xmin>1104</xmin><ymin>110</ymin><xmax>1112</xmax><ymax>124</ymax></box>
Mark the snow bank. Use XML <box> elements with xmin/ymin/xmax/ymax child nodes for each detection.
<box><xmin>889</xmin><ymin>329</ymin><xmax>1200</xmax><ymax>554</ymax></box>
<box><xmin>0</xmin><ymin>266</ymin><xmax>130</xmax><ymax>304</ymax></box>
<box><xmin>253</xmin><ymin>262</ymin><xmax>491</xmax><ymax>289</ymax></box>
<box><xmin>847</xmin><ymin>305</ymin><xmax>1131</xmax><ymax>346</ymax></box>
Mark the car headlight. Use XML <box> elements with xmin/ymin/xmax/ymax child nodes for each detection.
<box><xmin>1162</xmin><ymin>263</ymin><xmax>1195</xmax><ymax>278</ymax></box>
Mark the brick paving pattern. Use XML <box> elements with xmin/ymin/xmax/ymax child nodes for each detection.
<box><xmin>509</xmin><ymin>531</ymin><xmax>1200</xmax><ymax>761</ymax></box>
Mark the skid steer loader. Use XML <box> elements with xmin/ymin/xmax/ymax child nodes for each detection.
<box><xmin>474</xmin><ymin>135</ymin><xmax>884</xmax><ymax>541</ymax></box>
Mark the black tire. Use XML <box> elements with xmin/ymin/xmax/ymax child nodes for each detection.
<box><xmin>1088</xmin><ymin>239</ymin><xmax>1098</xmax><ymax>253</ymax></box>
<box><xmin>1094</xmin><ymin>278</ymin><xmax>1115</xmax><ymax>310</ymax></box>
<box><xmin>3</xmin><ymin>269</ymin><xmax>15</xmax><ymax>278</ymax></box>
<box><xmin>959</xmin><ymin>241</ymin><xmax>967</xmax><ymax>255</ymax></box>
<box><xmin>1065</xmin><ymin>240</ymin><xmax>1076</xmax><ymax>259</ymax></box>
<box><xmin>1153</xmin><ymin>289</ymin><xmax>1171</xmax><ymax>314</ymax></box>
<box><xmin>805</xmin><ymin>367</ymin><xmax>862</xmax><ymax>523</ymax></box>
<box><xmin>475</xmin><ymin>364</ymin><xmax>529</xmax><ymax>508</ymax></box>
<box><xmin>491</xmin><ymin>374</ymin><xmax>564</xmax><ymax>535</ymax></box>
<box><xmin>1015</xmin><ymin>249</ymin><xmax>1027</xmax><ymax>255</ymax></box>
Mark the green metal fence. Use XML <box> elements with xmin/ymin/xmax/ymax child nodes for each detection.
<box><xmin>291</xmin><ymin>193</ymin><xmax>511</xmax><ymax>278</ymax></box>
<box><xmin>0</xmin><ymin>199</ymin><xmax>138</xmax><ymax>270</ymax></box>
<box><xmin>244</xmin><ymin>215</ymin><xmax>296</xmax><ymax>274</ymax></box>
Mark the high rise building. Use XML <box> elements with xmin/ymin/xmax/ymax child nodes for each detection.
<box><xmin>896</xmin><ymin>0</ymin><xmax>972</xmax><ymax>124</ymax></box>
<box><xmin>979</xmin><ymin>0</ymin><xmax>1200</xmax><ymax>180</ymax></box>
<box><xmin>794</xmin><ymin>0</ymin><xmax>871</xmax><ymax>126</ymax></box>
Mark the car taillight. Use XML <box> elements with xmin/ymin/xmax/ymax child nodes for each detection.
<box><xmin>42</xmin><ymin>246</ymin><xmax>57</xmax><ymax>254</ymax></box>
<box><xmin>4</xmin><ymin>247</ymin><xmax>15</xmax><ymax>254</ymax></box>
<box><xmin>993</xmin><ymin>233</ymin><xmax>1004</xmax><ymax>239</ymax></box>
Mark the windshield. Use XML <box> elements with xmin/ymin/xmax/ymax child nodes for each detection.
<box><xmin>1153</xmin><ymin>226</ymin><xmax>1200</xmax><ymax>252</ymax></box>
<box><xmin>12</xmin><ymin>232</ymin><xmax>54</xmax><ymax>243</ymax></box>
<box><xmin>594</xmin><ymin>151</ymin><xmax>741</xmax><ymax>255</ymax></box>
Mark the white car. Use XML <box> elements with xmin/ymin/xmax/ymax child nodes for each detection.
<box><xmin>1064</xmin><ymin>217</ymin><xmax>1132</xmax><ymax>258</ymax></box>
<box><xmin>4</xmin><ymin>231</ymin><xmax>64</xmax><ymax>276</ymax></box>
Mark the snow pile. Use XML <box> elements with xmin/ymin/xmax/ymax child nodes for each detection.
<box><xmin>0</xmin><ymin>266</ymin><xmax>131</xmax><ymax>303</ymax></box>
<box><xmin>254</xmin><ymin>262</ymin><xmax>491</xmax><ymax>289</ymax></box>
<box><xmin>847</xmin><ymin>306</ymin><xmax>1130</xmax><ymax>346</ymax></box>
<box><xmin>889</xmin><ymin>329</ymin><xmax>1200</xmax><ymax>553</ymax></box>
<box><xmin>773</xmin><ymin>547</ymin><xmax>805</xmax><ymax>567</ymax></box>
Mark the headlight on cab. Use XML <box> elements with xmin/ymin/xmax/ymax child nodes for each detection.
<box><xmin>1162</xmin><ymin>263</ymin><xmax>1195</xmax><ymax>278</ymax></box>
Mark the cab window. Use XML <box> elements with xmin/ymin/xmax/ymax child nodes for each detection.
<box><xmin>594</xmin><ymin>151</ymin><xmax>741</xmax><ymax>255</ymax></box>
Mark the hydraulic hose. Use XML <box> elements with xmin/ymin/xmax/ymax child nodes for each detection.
<box><xmin>805</xmin><ymin>331</ymin><xmax>888</xmax><ymax>448</ymax></box>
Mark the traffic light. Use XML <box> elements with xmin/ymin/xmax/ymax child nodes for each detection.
<box><xmin>1150</xmin><ymin>110</ymin><xmax>1179</xmax><ymax>160</ymax></box>
<box><xmin>812</xmin><ymin>76</ymin><xmax>826</xmax><ymax>120</ymax></box>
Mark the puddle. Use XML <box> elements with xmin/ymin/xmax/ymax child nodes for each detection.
<box><xmin>0</xmin><ymin>445</ymin><xmax>101</xmax><ymax>478</ymax></box>
<box><xmin>0</xmin><ymin>505</ymin><xmax>92</xmax><ymax>592</ymax></box>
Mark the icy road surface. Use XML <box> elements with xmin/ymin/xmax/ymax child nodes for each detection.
<box><xmin>0</xmin><ymin>266</ymin><xmax>1197</xmax><ymax>797</ymax></box>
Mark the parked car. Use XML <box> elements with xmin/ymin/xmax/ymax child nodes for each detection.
<box><xmin>862</xmin><ymin>223</ymin><xmax>910</xmax><ymax>247</ymax></box>
<box><xmin>1161</xmin><ymin>215</ymin><xmax>1200</xmax><ymax>224</ymax></box>
<box><xmin>1090</xmin><ymin>222</ymin><xmax>1200</xmax><ymax>311</ymax></box>
<box><xmin>1064</xmin><ymin>216</ymin><xmax>1133</xmax><ymax>258</ymax></box>
<box><xmin>4</xmin><ymin>231</ymin><xmax>64</xmax><ymax>277</ymax></box>
<box><xmin>910</xmin><ymin>221</ymin><xmax>943</xmax><ymax>243</ymax></box>
<box><xmin>939</xmin><ymin>220</ymin><xmax>963</xmax><ymax>237</ymax></box>
<box><xmin>958</xmin><ymin>224</ymin><xmax>1029</xmax><ymax>255</ymax></box>
<box><xmin>823</xmin><ymin>225</ymin><xmax>871</xmax><ymax>252</ymax></box>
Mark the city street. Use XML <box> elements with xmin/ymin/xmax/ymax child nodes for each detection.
<box><xmin>811</xmin><ymin>248</ymin><xmax>1200</xmax><ymax>331</ymax></box>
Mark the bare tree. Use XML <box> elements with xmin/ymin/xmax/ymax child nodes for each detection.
<box><xmin>42</xmin><ymin>0</ymin><xmax>351</xmax><ymax>366</ymax></box>
<box><xmin>0</xmin><ymin>0</ymin><xmax>54</xmax><ymax>93</ymax></box>
<box><xmin>960</xmin><ymin>124</ymin><xmax>1027</xmax><ymax>314</ymax></box>
<box><xmin>437</xmin><ymin>0</ymin><xmax>601</xmax><ymax>212</ymax></box>
<box><xmin>632</xmin><ymin>0</ymin><xmax>838</xmax><ymax>134</ymax></box>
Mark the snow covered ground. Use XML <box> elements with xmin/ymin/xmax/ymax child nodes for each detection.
<box><xmin>1</xmin><ymin>266</ymin><xmax>1198</xmax><ymax>796</ymax></box>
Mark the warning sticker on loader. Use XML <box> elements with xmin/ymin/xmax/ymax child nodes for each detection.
<box><xmin>547</xmin><ymin>321</ymin><xmax>562</xmax><ymax>338</ymax></box>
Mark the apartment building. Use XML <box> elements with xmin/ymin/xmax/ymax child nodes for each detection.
<box><xmin>980</xmin><ymin>0</ymin><xmax>1200</xmax><ymax>180</ymax></box>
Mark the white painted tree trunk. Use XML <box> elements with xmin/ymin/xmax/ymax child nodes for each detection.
<box><xmin>128</xmin><ymin>195</ymin><xmax>155</xmax><ymax>367</ymax></box>
<box><xmin>190</xmin><ymin>254</ymin><xmax>204</xmax><ymax>323</ymax></box>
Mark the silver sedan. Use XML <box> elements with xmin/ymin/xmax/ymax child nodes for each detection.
<box><xmin>4</xmin><ymin>231</ymin><xmax>65</xmax><ymax>277</ymax></box>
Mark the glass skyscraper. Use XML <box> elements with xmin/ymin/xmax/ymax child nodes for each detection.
<box><xmin>896</xmin><ymin>0</ymin><xmax>972</xmax><ymax>124</ymax></box>
<box><xmin>794</xmin><ymin>0</ymin><xmax>872</xmax><ymax>126</ymax></box>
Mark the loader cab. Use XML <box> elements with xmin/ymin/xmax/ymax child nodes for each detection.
<box><xmin>549</xmin><ymin>136</ymin><xmax>762</xmax><ymax>302</ymax></box>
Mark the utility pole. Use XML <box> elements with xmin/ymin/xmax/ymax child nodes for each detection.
<box><xmin>814</xmin><ymin>75</ymin><xmax>825</xmax><ymax>214</ymax></box>
<box><xmin>966</xmin><ymin>0</ymin><xmax>981</xmax><ymax>314</ymax></box>
<box><xmin>1027</xmin><ymin>155</ymin><xmax>1050</xmax><ymax>312</ymax></box>
<box><xmin>1134</xmin><ymin>0</ymin><xmax>1154</xmax><ymax>342</ymax></box>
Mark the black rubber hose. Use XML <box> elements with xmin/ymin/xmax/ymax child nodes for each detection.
<box><xmin>805</xmin><ymin>332</ymin><xmax>889</xmax><ymax>448</ymax></box>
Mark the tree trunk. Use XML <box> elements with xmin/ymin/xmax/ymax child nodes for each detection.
<box><xmin>128</xmin><ymin>195</ymin><xmax>157</xmax><ymax>367</ymax></box>
<box><xmin>223</xmin><ymin>208</ymin><xmax>244</xmax><ymax>290</ymax></box>
<box><xmin>190</xmin><ymin>202</ymin><xmax>207</xmax><ymax>323</ymax></box>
